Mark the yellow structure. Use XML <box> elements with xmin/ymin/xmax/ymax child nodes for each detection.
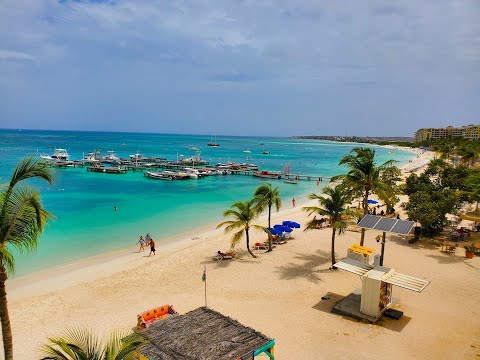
<box><xmin>349</xmin><ymin>244</ymin><xmax>376</xmax><ymax>256</ymax></box>
<box><xmin>415</xmin><ymin>124</ymin><xmax>480</xmax><ymax>142</ymax></box>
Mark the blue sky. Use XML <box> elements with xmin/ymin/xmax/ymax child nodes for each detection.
<box><xmin>0</xmin><ymin>0</ymin><xmax>479</xmax><ymax>136</ymax></box>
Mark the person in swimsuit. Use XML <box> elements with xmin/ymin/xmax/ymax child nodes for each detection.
<box><xmin>292</xmin><ymin>197</ymin><xmax>296</xmax><ymax>208</ymax></box>
<box><xmin>137</xmin><ymin>236</ymin><xmax>145</xmax><ymax>252</ymax></box>
<box><xmin>149</xmin><ymin>239</ymin><xmax>156</xmax><ymax>256</ymax></box>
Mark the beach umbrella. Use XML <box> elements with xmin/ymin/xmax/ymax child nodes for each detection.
<box><xmin>283</xmin><ymin>221</ymin><xmax>300</xmax><ymax>228</ymax></box>
<box><xmin>367</xmin><ymin>199</ymin><xmax>378</xmax><ymax>204</ymax></box>
<box><xmin>274</xmin><ymin>225</ymin><xmax>293</xmax><ymax>232</ymax></box>
<box><xmin>266</xmin><ymin>228</ymin><xmax>282</xmax><ymax>235</ymax></box>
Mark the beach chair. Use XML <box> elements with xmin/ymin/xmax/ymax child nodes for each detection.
<box><xmin>214</xmin><ymin>251</ymin><xmax>237</xmax><ymax>260</ymax></box>
<box><xmin>253</xmin><ymin>242</ymin><xmax>269</xmax><ymax>250</ymax></box>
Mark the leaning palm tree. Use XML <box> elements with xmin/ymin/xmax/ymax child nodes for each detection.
<box><xmin>303</xmin><ymin>186</ymin><xmax>355</xmax><ymax>268</ymax></box>
<box><xmin>332</xmin><ymin>147</ymin><xmax>395</xmax><ymax>245</ymax></box>
<box><xmin>217</xmin><ymin>199</ymin><xmax>263</xmax><ymax>258</ymax></box>
<box><xmin>0</xmin><ymin>157</ymin><xmax>54</xmax><ymax>360</ymax></box>
<box><xmin>253</xmin><ymin>183</ymin><xmax>282</xmax><ymax>252</ymax></box>
<box><xmin>40</xmin><ymin>328</ymin><xmax>147</xmax><ymax>360</ymax></box>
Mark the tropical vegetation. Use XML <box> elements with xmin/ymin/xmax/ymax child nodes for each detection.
<box><xmin>402</xmin><ymin>159</ymin><xmax>480</xmax><ymax>236</ymax></box>
<box><xmin>40</xmin><ymin>328</ymin><xmax>147</xmax><ymax>360</ymax></box>
<box><xmin>303</xmin><ymin>186</ymin><xmax>356</xmax><ymax>268</ymax></box>
<box><xmin>253</xmin><ymin>183</ymin><xmax>282</xmax><ymax>252</ymax></box>
<box><xmin>332</xmin><ymin>147</ymin><xmax>395</xmax><ymax>245</ymax></box>
<box><xmin>217</xmin><ymin>199</ymin><xmax>263</xmax><ymax>258</ymax></box>
<box><xmin>0</xmin><ymin>157</ymin><xmax>54</xmax><ymax>360</ymax></box>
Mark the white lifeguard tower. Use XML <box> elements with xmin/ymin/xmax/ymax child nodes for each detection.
<box><xmin>332</xmin><ymin>215</ymin><xmax>430</xmax><ymax>322</ymax></box>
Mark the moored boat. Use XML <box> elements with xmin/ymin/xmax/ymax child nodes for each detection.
<box><xmin>40</xmin><ymin>148</ymin><xmax>70</xmax><ymax>162</ymax></box>
<box><xmin>144</xmin><ymin>171</ymin><xmax>175</xmax><ymax>180</ymax></box>
<box><xmin>253</xmin><ymin>170</ymin><xmax>281</xmax><ymax>179</ymax></box>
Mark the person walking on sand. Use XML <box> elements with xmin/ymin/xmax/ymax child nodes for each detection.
<box><xmin>292</xmin><ymin>197</ymin><xmax>296</xmax><ymax>208</ymax></box>
<box><xmin>137</xmin><ymin>236</ymin><xmax>145</xmax><ymax>252</ymax></box>
<box><xmin>149</xmin><ymin>239</ymin><xmax>156</xmax><ymax>256</ymax></box>
<box><xmin>145</xmin><ymin>233</ymin><xmax>152</xmax><ymax>246</ymax></box>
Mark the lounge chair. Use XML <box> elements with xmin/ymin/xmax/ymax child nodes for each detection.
<box><xmin>214</xmin><ymin>251</ymin><xmax>237</xmax><ymax>261</ymax></box>
<box><xmin>253</xmin><ymin>242</ymin><xmax>269</xmax><ymax>250</ymax></box>
<box><xmin>272</xmin><ymin>238</ymin><xmax>287</xmax><ymax>245</ymax></box>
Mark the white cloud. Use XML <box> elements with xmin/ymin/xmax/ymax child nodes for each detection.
<box><xmin>0</xmin><ymin>50</ymin><xmax>34</xmax><ymax>62</ymax></box>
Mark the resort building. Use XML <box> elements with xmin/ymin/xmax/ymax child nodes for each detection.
<box><xmin>415</xmin><ymin>124</ymin><xmax>480</xmax><ymax>141</ymax></box>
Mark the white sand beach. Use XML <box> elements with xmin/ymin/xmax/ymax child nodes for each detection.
<box><xmin>8</xmin><ymin>150</ymin><xmax>480</xmax><ymax>359</ymax></box>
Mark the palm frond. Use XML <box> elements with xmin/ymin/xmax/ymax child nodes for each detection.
<box><xmin>0</xmin><ymin>246</ymin><xmax>15</xmax><ymax>274</ymax></box>
<box><xmin>9</xmin><ymin>157</ymin><xmax>54</xmax><ymax>190</ymax></box>
<box><xmin>1</xmin><ymin>186</ymin><xmax>55</xmax><ymax>258</ymax></box>
<box><xmin>231</xmin><ymin>229</ymin><xmax>244</xmax><ymax>247</ymax></box>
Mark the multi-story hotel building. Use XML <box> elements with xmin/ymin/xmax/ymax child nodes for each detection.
<box><xmin>415</xmin><ymin>125</ymin><xmax>480</xmax><ymax>142</ymax></box>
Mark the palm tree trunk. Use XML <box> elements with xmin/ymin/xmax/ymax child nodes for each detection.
<box><xmin>360</xmin><ymin>190</ymin><xmax>369</xmax><ymax>245</ymax></box>
<box><xmin>331</xmin><ymin>228</ymin><xmax>336</xmax><ymax>268</ymax></box>
<box><xmin>0</xmin><ymin>266</ymin><xmax>13</xmax><ymax>360</ymax></box>
<box><xmin>245</xmin><ymin>228</ymin><xmax>256</xmax><ymax>258</ymax></box>
<box><xmin>267</xmin><ymin>204</ymin><xmax>272</xmax><ymax>252</ymax></box>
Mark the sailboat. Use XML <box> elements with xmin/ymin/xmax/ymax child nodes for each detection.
<box><xmin>283</xmin><ymin>163</ymin><xmax>298</xmax><ymax>184</ymax></box>
<box><xmin>207</xmin><ymin>135</ymin><xmax>220</xmax><ymax>147</ymax></box>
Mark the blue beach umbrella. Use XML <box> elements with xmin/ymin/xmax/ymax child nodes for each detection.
<box><xmin>367</xmin><ymin>199</ymin><xmax>378</xmax><ymax>204</ymax></box>
<box><xmin>266</xmin><ymin>228</ymin><xmax>282</xmax><ymax>235</ymax></box>
<box><xmin>283</xmin><ymin>221</ymin><xmax>300</xmax><ymax>228</ymax></box>
<box><xmin>274</xmin><ymin>225</ymin><xmax>293</xmax><ymax>232</ymax></box>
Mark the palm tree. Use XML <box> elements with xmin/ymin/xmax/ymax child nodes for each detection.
<box><xmin>457</xmin><ymin>144</ymin><xmax>479</xmax><ymax>167</ymax></box>
<box><xmin>217</xmin><ymin>200</ymin><xmax>263</xmax><ymax>258</ymax></box>
<box><xmin>253</xmin><ymin>183</ymin><xmax>282</xmax><ymax>252</ymax></box>
<box><xmin>332</xmin><ymin>147</ymin><xmax>395</xmax><ymax>245</ymax></box>
<box><xmin>40</xmin><ymin>328</ymin><xmax>147</xmax><ymax>359</ymax></box>
<box><xmin>302</xmin><ymin>186</ymin><xmax>355</xmax><ymax>268</ymax></box>
<box><xmin>0</xmin><ymin>157</ymin><xmax>54</xmax><ymax>360</ymax></box>
<box><xmin>433</xmin><ymin>142</ymin><xmax>454</xmax><ymax>163</ymax></box>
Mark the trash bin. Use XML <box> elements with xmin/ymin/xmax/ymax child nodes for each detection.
<box><xmin>414</xmin><ymin>226</ymin><xmax>421</xmax><ymax>239</ymax></box>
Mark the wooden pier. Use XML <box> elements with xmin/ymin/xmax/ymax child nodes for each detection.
<box><xmin>232</xmin><ymin>171</ymin><xmax>330</xmax><ymax>181</ymax></box>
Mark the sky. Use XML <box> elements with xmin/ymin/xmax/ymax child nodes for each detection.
<box><xmin>0</xmin><ymin>0</ymin><xmax>479</xmax><ymax>137</ymax></box>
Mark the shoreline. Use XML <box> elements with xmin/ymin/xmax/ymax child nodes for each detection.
<box><xmin>8</xmin><ymin>148</ymin><xmax>430</xmax><ymax>298</ymax></box>
<box><xmin>11</xmin><ymin>147</ymin><xmax>478</xmax><ymax>360</ymax></box>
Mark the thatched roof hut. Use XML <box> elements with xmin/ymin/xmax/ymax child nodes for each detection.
<box><xmin>137</xmin><ymin>307</ymin><xmax>275</xmax><ymax>359</ymax></box>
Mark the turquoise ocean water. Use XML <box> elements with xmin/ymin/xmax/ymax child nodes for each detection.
<box><xmin>0</xmin><ymin>130</ymin><xmax>415</xmax><ymax>277</ymax></box>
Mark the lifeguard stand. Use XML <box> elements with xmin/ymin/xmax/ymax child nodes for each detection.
<box><xmin>333</xmin><ymin>245</ymin><xmax>429</xmax><ymax>321</ymax></box>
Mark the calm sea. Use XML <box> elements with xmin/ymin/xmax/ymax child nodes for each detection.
<box><xmin>0</xmin><ymin>130</ymin><xmax>415</xmax><ymax>277</ymax></box>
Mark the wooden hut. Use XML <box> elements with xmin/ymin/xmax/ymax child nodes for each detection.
<box><xmin>135</xmin><ymin>307</ymin><xmax>275</xmax><ymax>359</ymax></box>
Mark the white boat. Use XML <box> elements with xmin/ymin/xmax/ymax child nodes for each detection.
<box><xmin>41</xmin><ymin>148</ymin><xmax>70</xmax><ymax>162</ymax></box>
<box><xmin>130</xmin><ymin>152</ymin><xmax>144</xmax><ymax>161</ymax></box>
<box><xmin>82</xmin><ymin>151</ymin><xmax>101</xmax><ymax>164</ymax></box>
<box><xmin>183</xmin><ymin>167</ymin><xmax>202</xmax><ymax>179</ymax></box>
<box><xmin>103</xmin><ymin>151</ymin><xmax>121</xmax><ymax>164</ymax></box>
<box><xmin>144</xmin><ymin>171</ymin><xmax>174</xmax><ymax>180</ymax></box>
<box><xmin>284</xmin><ymin>179</ymin><xmax>298</xmax><ymax>184</ymax></box>
<box><xmin>243</xmin><ymin>150</ymin><xmax>251</xmax><ymax>153</ymax></box>
<box><xmin>187</xmin><ymin>145</ymin><xmax>200</xmax><ymax>151</ymax></box>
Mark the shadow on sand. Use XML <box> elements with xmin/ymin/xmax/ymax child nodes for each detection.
<box><xmin>312</xmin><ymin>292</ymin><xmax>412</xmax><ymax>332</ymax></box>
<box><xmin>273</xmin><ymin>250</ymin><xmax>336</xmax><ymax>283</ymax></box>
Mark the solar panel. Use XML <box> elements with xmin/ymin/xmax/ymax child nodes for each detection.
<box><xmin>391</xmin><ymin>220</ymin><xmax>415</xmax><ymax>235</ymax></box>
<box><xmin>357</xmin><ymin>215</ymin><xmax>381</xmax><ymax>229</ymax></box>
<box><xmin>375</xmin><ymin>218</ymin><xmax>398</xmax><ymax>232</ymax></box>
<box><xmin>357</xmin><ymin>215</ymin><xmax>415</xmax><ymax>235</ymax></box>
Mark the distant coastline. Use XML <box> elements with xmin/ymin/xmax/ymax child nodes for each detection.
<box><xmin>291</xmin><ymin>135</ymin><xmax>415</xmax><ymax>147</ymax></box>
